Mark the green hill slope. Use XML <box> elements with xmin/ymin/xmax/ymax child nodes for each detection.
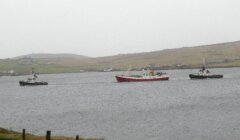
<box><xmin>91</xmin><ymin>41</ymin><xmax>240</xmax><ymax>70</ymax></box>
<box><xmin>1</xmin><ymin>41</ymin><xmax>240</xmax><ymax>74</ymax></box>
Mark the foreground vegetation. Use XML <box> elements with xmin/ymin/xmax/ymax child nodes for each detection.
<box><xmin>0</xmin><ymin>128</ymin><xmax>103</xmax><ymax>140</ymax></box>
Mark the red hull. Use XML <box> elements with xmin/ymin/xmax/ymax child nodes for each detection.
<box><xmin>115</xmin><ymin>75</ymin><xmax>169</xmax><ymax>82</ymax></box>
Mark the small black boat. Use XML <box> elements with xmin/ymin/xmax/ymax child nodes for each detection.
<box><xmin>189</xmin><ymin>66</ymin><xmax>223</xmax><ymax>79</ymax></box>
<box><xmin>19</xmin><ymin>69</ymin><xmax>48</xmax><ymax>86</ymax></box>
<box><xmin>19</xmin><ymin>80</ymin><xmax>48</xmax><ymax>86</ymax></box>
<box><xmin>189</xmin><ymin>74</ymin><xmax>223</xmax><ymax>79</ymax></box>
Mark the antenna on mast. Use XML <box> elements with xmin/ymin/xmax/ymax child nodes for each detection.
<box><xmin>127</xmin><ymin>65</ymin><xmax>132</xmax><ymax>75</ymax></box>
<box><xmin>203</xmin><ymin>58</ymin><xmax>206</xmax><ymax>66</ymax></box>
<box><xmin>31</xmin><ymin>67</ymin><xmax>35</xmax><ymax>74</ymax></box>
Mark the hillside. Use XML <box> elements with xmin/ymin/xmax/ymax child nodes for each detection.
<box><xmin>14</xmin><ymin>53</ymin><xmax>88</xmax><ymax>59</ymax></box>
<box><xmin>93</xmin><ymin>41</ymin><xmax>240</xmax><ymax>69</ymax></box>
<box><xmin>1</xmin><ymin>41</ymin><xmax>240</xmax><ymax>74</ymax></box>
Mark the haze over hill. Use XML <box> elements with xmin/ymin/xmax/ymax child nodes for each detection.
<box><xmin>1</xmin><ymin>0</ymin><xmax>240</xmax><ymax>59</ymax></box>
<box><xmin>1</xmin><ymin>40</ymin><xmax>240</xmax><ymax>75</ymax></box>
<box><xmin>14</xmin><ymin>53</ymin><xmax>88</xmax><ymax>59</ymax></box>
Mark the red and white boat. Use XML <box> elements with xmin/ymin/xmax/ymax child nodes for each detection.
<box><xmin>115</xmin><ymin>71</ymin><xmax>169</xmax><ymax>82</ymax></box>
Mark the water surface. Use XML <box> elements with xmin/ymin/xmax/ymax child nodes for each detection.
<box><xmin>1</xmin><ymin>68</ymin><xmax>240</xmax><ymax>140</ymax></box>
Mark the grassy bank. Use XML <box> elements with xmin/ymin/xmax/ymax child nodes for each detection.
<box><xmin>0</xmin><ymin>128</ymin><xmax>103</xmax><ymax>140</ymax></box>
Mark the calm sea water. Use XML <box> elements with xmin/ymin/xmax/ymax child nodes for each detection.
<box><xmin>1</xmin><ymin>68</ymin><xmax>240</xmax><ymax>140</ymax></box>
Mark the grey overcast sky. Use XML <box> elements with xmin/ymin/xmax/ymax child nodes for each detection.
<box><xmin>0</xmin><ymin>0</ymin><xmax>240</xmax><ymax>58</ymax></box>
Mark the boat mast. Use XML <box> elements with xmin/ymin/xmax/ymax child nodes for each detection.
<box><xmin>202</xmin><ymin>58</ymin><xmax>206</xmax><ymax>69</ymax></box>
<box><xmin>127</xmin><ymin>65</ymin><xmax>132</xmax><ymax>75</ymax></box>
<box><xmin>31</xmin><ymin>68</ymin><xmax>35</xmax><ymax>74</ymax></box>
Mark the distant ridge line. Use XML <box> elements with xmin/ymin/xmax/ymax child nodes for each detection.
<box><xmin>14</xmin><ymin>53</ymin><xmax>89</xmax><ymax>59</ymax></box>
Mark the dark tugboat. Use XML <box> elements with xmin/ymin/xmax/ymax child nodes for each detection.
<box><xmin>189</xmin><ymin>66</ymin><xmax>223</xmax><ymax>79</ymax></box>
<box><xmin>19</xmin><ymin>69</ymin><xmax>48</xmax><ymax>86</ymax></box>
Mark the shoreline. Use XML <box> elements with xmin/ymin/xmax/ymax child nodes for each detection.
<box><xmin>1</xmin><ymin>65</ymin><xmax>240</xmax><ymax>77</ymax></box>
